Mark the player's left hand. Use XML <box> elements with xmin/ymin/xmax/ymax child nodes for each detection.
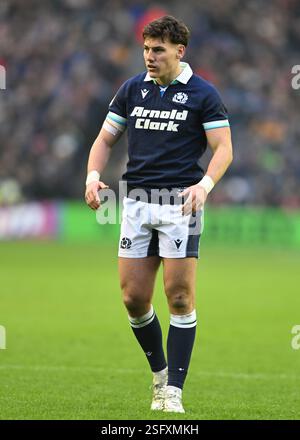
<box><xmin>178</xmin><ymin>184</ymin><xmax>208</xmax><ymax>216</ymax></box>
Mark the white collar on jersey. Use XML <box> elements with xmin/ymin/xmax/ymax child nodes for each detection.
<box><xmin>144</xmin><ymin>62</ymin><xmax>193</xmax><ymax>84</ymax></box>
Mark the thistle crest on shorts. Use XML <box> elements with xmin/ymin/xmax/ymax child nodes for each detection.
<box><xmin>120</xmin><ymin>237</ymin><xmax>132</xmax><ymax>249</ymax></box>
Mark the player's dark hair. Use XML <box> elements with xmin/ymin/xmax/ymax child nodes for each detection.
<box><xmin>143</xmin><ymin>15</ymin><xmax>190</xmax><ymax>47</ymax></box>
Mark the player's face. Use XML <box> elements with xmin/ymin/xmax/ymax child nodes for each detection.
<box><xmin>143</xmin><ymin>37</ymin><xmax>185</xmax><ymax>83</ymax></box>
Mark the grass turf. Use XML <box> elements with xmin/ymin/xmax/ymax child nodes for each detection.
<box><xmin>0</xmin><ymin>241</ymin><xmax>300</xmax><ymax>420</ymax></box>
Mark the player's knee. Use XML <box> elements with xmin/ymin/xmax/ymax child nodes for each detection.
<box><xmin>122</xmin><ymin>289</ymin><xmax>149</xmax><ymax>315</ymax></box>
<box><xmin>165</xmin><ymin>284</ymin><xmax>191</xmax><ymax>311</ymax></box>
<box><xmin>170</xmin><ymin>294</ymin><xmax>190</xmax><ymax>311</ymax></box>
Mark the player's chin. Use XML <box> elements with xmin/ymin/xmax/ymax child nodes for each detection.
<box><xmin>147</xmin><ymin>69</ymin><xmax>159</xmax><ymax>77</ymax></box>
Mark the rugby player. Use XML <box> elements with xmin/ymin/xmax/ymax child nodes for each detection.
<box><xmin>85</xmin><ymin>15</ymin><xmax>233</xmax><ymax>413</ymax></box>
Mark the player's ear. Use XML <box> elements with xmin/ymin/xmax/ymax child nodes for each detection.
<box><xmin>177</xmin><ymin>44</ymin><xmax>185</xmax><ymax>59</ymax></box>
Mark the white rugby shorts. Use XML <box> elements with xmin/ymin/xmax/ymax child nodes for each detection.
<box><xmin>118</xmin><ymin>196</ymin><xmax>204</xmax><ymax>258</ymax></box>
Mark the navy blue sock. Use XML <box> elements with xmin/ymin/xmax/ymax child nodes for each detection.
<box><xmin>167</xmin><ymin>310</ymin><xmax>197</xmax><ymax>389</ymax></box>
<box><xmin>129</xmin><ymin>306</ymin><xmax>167</xmax><ymax>373</ymax></box>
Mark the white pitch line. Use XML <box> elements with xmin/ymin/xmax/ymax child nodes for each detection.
<box><xmin>0</xmin><ymin>364</ymin><xmax>298</xmax><ymax>381</ymax></box>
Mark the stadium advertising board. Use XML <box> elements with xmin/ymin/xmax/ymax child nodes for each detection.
<box><xmin>0</xmin><ymin>202</ymin><xmax>58</xmax><ymax>240</ymax></box>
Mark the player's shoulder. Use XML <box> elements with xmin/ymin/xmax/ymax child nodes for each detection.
<box><xmin>189</xmin><ymin>73</ymin><xmax>222</xmax><ymax>99</ymax></box>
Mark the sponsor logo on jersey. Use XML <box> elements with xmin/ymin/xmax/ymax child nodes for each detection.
<box><xmin>130</xmin><ymin>106</ymin><xmax>188</xmax><ymax>132</ymax></box>
<box><xmin>172</xmin><ymin>92</ymin><xmax>188</xmax><ymax>104</ymax></box>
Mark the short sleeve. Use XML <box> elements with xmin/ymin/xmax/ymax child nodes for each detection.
<box><xmin>201</xmin><ymin>86</ymin><xmax>230</xmax><ymax>131</ymax></box>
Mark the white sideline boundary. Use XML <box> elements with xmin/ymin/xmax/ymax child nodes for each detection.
<box><xmin>0</xmin><ymin>364</ymin><xmax>298</xmax><ymax>381</ymax></box>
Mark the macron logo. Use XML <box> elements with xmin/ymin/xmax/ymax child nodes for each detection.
<box><xmin>174</xmin><ymin>239</ymin><xmax>183</xmax><ymax>249</ymax></box>
<box><xmin>141</xmin><ymin>89</ymin><xmax>149</xmax><ymax>99</ymax></box>
<box><xmin>130</xmin><ymin>106</ymin><xmax>188</xmax><ymax>132</ymax></box>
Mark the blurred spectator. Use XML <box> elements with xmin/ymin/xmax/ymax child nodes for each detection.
<box><xmin>0</xmin><ymin>0</ymin><xmax>299</xmax><ymax>207</ymax></box>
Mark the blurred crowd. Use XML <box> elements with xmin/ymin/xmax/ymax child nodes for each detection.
<box><xmin>0</xmin><ymin>0</ymin><xmax>299</xmax><ymax>207</ymax></box>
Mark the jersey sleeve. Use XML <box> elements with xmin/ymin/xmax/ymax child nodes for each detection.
<box><xmin>104</xmin><ymin>82</ymin><xmax>128</xmax><ymax>134</ymax></box>
<box><xmin>201</xmin><ymin>86</ymin><xmax>230</xmax><ymax>131</ymax></box>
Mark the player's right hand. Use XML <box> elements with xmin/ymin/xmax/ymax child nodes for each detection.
<box><xmin>85</xmin><ymin>181</ymin><xmax>109</xmax><ymax>210</ymax></box>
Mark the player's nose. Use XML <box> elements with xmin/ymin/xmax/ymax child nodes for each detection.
<box><xmin>145</xmin><ymin>50</ymin><xmax>155</xmax><ymax>62</ymax></box>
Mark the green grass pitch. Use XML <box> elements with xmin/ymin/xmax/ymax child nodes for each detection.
<box><xmin>1</xmin><ymin>241</ymin><xmax>300</xmax><ymax>420</ymax></box>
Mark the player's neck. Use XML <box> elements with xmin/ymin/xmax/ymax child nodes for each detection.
<box><xmin>156</xmin><ymin>64</ymin><xmax>182</xmax><ymax>87</ymax></box>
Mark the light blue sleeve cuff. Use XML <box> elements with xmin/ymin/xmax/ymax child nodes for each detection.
<box><xmin>203</xmin><ymin>119</ymin><xmax>230</xmax><ymax>130</ymax></box>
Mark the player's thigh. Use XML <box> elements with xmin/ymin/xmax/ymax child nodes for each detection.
<box><xmin>162</xmin><ymin>257</ymin><xmax>198</xmax><ymax>308</ymax></box>
<box><xmin>157</xmin><ymin>205</ymin><xmax>203</xmax><ymax>259</ymax></box>
<box><xmin>118</xmin><ymin>256</ymin><xmax>161</xmax><ymax>301</ymax></box>
<box><xmin>119</xmin><ymin>197</ymin><xmax>158</xmax><ymax>258</ymax></box>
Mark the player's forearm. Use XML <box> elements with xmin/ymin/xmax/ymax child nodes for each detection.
<box><xmin>87</xmin><ymin>133</ymin><xmax>112</xmax><ymax>175</ymax></box>
<box><xmin>206</xmin><ymin>143</ymin><xmax>233</xmax><ymax>185</ymax></box>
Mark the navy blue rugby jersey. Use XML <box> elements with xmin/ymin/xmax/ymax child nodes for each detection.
<box><xmin>105</xmin><ymin>62</ymin><xmax>229</xmax><ymax>189</ymax></box>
